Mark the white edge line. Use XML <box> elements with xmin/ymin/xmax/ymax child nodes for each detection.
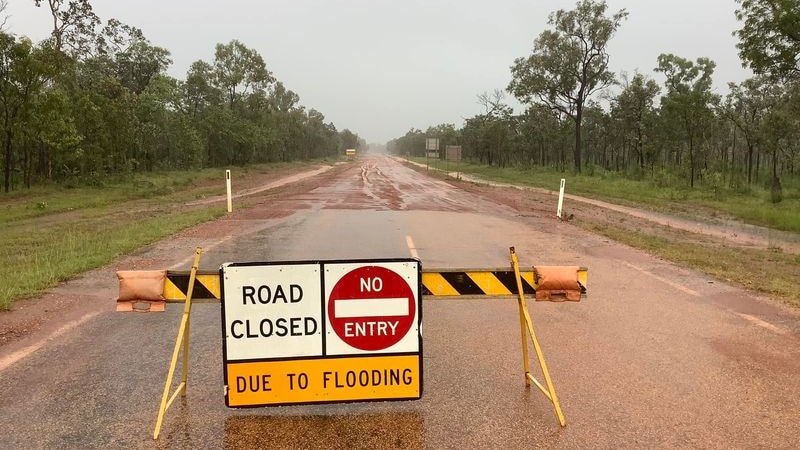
<box><xmin>735</xmin><ymin>313</ymin><xmax>789</xmax><ymax>336</ymax></box>
<box><xmin>622</xmin><ymin>261</ymin><xmax>700</xmax><ymax>297</ymax></box>
<box><xmin>406</xmin><ymin>235</ymin><xmax>419</xmax><ymax>259</ymax></box>
<box><xmin>0</xmin><ymin>311</ymin><xmax>101</xmax><ymax>372</ymax></box>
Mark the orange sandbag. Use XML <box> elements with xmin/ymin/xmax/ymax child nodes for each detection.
<box><xmin>116</xmin><ymin>270</ymin><xmax>166</xmax><ymax>312</ymax></box>
<box><xmin>533</xmin><ymin>266</ymin><xmax>582</xmax><ymax>302</ymax></box>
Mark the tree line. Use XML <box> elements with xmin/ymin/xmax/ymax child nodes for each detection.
<box><xmin>0</xmin><ymin>0</ymin><xmax>364</xmax><ymax>192</ymax></box>
<box><xmin>388</xmin><ymin>0</ymin><xmax>799</xmax><ymax>201</ymax></box>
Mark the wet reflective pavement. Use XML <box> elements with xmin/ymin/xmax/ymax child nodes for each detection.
<box><xmin>1</xmin><ymin>154</ymin><xmax>799</xmax><ymax>449</ymax></box>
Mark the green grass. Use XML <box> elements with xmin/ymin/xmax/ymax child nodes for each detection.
<box><xmin>0</xmin><ymin>209</ymin><xmax>224</xmax><ymax>309</ymax></box>
<box><xmin>0</xmin><ymin>160</ymin><xmax>329</xmax><ymax>310</ymax></box>
<box><xmin>578</xmin><ymin>220</ymin><xmax>800</xmax><ymax>307</ymax></box>
<box><xmin>412</xmin><ymin>157</ymin><xmax>800</xmax><ymax>233</ymax></box>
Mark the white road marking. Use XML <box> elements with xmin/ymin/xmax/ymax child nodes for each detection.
<box><xmin>622</xmin><ymin>261</ymin><xmax>701</xmax><ymax>297</ymax></box>
<box><xmin>0</xmin><ymin>311</ymin><xmax>101</xmax><ymax>372</ymax></box>
<box><xmin>735</xmin><ymin>313</ymin><xmax>790</xmax><ymax>335</ymax></box>
<box><xmin>406</xmin><ymin>235</ymin><xmax>419</xmax><ymax>259</ymax></box>
<box><xmin>623</xmin><ymin>263</ymin><xmax>789</xmax><ymax>336</ymax></box>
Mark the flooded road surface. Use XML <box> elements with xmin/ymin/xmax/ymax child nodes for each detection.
<box><xmin>1</xmin><ymin>154</ymin><xmax>799</xmax><ymax>449</ymax></box>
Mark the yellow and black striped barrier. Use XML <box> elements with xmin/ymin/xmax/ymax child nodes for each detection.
<box><xmin>159</xmin><ymin>267</ymin><xmax>587</xmax><ymax>301</ymax></box>
<box><xmin>119</xmin><ymin>248</ymin><xmax>588</xmax><ymax>438</ymax></box>
<box><xmin>163</xmin><ymin>271</ymin><xmax>221</xmax><ymax>302</ymax></box>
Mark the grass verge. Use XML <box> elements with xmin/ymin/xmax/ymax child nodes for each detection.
<box><xmin>413</xmin><ymin>157</ymin><xmax>800</xmax><ymax>233</ymax></box>
<box><xmin>575</xmin><ymin>218</ymin><xmax>800</xmax><ymax>308</ymax></box>
<box><xmin>0</xmin><ymin>160</ymin><xmax>329</xmax><ymax>310</ymax></box>
<box><xmin>407</xmin><ymin>157</ymin><xmax>800</xmax><ymax>308</ymax></box>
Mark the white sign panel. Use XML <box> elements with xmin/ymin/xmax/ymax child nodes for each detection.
<box><xmin>222</xmin><ymin>263</ymin><xmax>323</xmax><ymax>360</ymax></box>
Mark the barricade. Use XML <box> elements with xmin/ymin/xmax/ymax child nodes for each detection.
<box><xmin>116</xmin><ymin>247</ymin><xmax>587</xmax><ymax>438</ymax></box>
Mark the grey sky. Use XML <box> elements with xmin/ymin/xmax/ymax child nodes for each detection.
<box><xmin>6</xmin><ymin>0</ymin><xmax>751</xmax><ymax>144</ymax></box>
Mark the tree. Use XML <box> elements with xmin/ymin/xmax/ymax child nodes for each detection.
<box><xmin>735</xmin><ymin>0</ymin><xmax>800</xmax><ymax>80</ymax></box>
<box><xmin>655</xmin><ymin>54</ymin><xmax>720</xmax><ymax>187</ymax></box>
<box><xmin>0</xmin><ymin>35</ymin><xmax>53</xmax><ymax>191</ymax></box>
<box><xmin>212</xmin><ymin>40</ymin><xmax>273</xmax><ymax>107</ymax></box>
<box><xmin>96</xmin><ymin>18</ymin><xmax>171</xmax><ymax>95</ymax></box>
<box><xmin>33</xmin><ymin>0</ymin><xmax>99</xmax><ymax>56</ymax></box>
<box><xmin>724</xmin><ymin>76</ymin><xmax>783</xmax><ymax>184</ymax></box>
<box><xmin>1</xmin><ymin>1</ymin><xmax>8</xmax><ymax>32</ymax></box>
<box><xmin>269</xmin><ymin>81</ymin><xmax>299</xmax><ymax>113</ymax></box>
<box><xmin>339</xmin><ymin>129</ymin><xmax>360</xmax><ymax>152</ymax></box>
<box><xmin>612</xmin><ymin>72</ymin><xmax>660</xmax><ymax>170</ymax></box>
<box><xmin>508</xmin><ymin>0</ymin><xmax>627</xmax><ymax>173</ymax></box>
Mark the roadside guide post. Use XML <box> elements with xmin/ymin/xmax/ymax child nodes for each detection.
<box><xmin>226</xmin><ymin>170</ymin><xmax>232</xmax><ymax>213</ymax></box>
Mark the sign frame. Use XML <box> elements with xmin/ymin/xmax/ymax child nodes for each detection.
<box><xmin>220</xmin><ymin>258</ymin><xmax>422</xmax><ymax>408</ymax></box>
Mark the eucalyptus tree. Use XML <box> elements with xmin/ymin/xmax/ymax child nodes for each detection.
<box><xmin>33</xmin><ymin>0</ymin><xmax>99</xmax><ymax>57</ymax></box>
<box><xmin>723</xmin><ymin>76</ymin><xmax>785</xmax><ymax>184</ymax></box>
<box><xmin>96</xmin><ymin>19</ymin><xmax>171</xmax><ymax>95</ymax></box>
<box><xmin>518</xmin><ymin>105</ymin><xmax>566</xmax><ymax>167</ymax></box>
<box><xmin>213</xmin><ymin>40</ymin><xmax>274</xmax><ymax>108</ymax></box>
<box><xmin>581</xmin><ymin>102</ymin><xmax>615</xmax><ymax>171</ymax></box>
<box><xmin>508</xmin><ymin>0</ymin><xmax>627</xmax><ymax>173</ymax></box>
<box><xmin>339</xmin><ymin>129</ymin><xmax>360</xmax><ymax>152</ymax></box>
<box><xmin>655</xmin><ymin>54</ymin><xmax>720</xmax><ymax>187</ymax></box>
<box><xmin>0</xmin><ymin>35</ymin><xmax>55</xmax><ymax>191</ymax></box>
<box><xmin>1</xmin><ymin>1</ymin><xmax>8</xmax><ymax>32</ymax></box>
<box><xmin>760</xmin><ymin>99</ymin><xmax>795</xmax><ymax>201</ymax></box>
<box><xmin>269</xmin><ymin>81</ymin><xmax>300</xmax><ymax>113</ymax></box>
<box><xmin>461</xmin><ymin>90</ymin><xmax>515</xmax><ymax>166</ymax></box>
<box><xmin>735</xmin><ymin>0</ymin><xmax>800</xmax><ymax>80</ymax></box>
<box><xmin>387</xmin><ymin>129</ymin><xmax>425</xmax><ymax>157</ymax></box>
<box><xmin>612</xmin><ymin>73</ymin><xmax>660</xmax><ymax>171</ymax></box>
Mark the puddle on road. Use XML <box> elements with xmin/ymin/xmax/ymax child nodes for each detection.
<box><xmin>223</xmin><ymin>412</ymin><xmax>423</xmax><ymax>449</ymax></box>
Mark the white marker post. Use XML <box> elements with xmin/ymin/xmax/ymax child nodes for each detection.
<box><xmin>557</xmin><ymin>178</ymin><xmax>565</xmax><ymax>219</ymax></box>
<box><xmin>226</xmin><ymin>170</ymin><xmax>232</xmax><ymax>213</ymax></box>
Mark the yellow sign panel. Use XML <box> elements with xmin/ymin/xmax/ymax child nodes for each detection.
<box><xmin>225</xmin><ymin>355</ymin><xmax>421</xmax><ymax>407</ymax></box>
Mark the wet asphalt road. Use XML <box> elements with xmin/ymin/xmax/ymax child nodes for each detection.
<box><xmin>1</xmin><ymin>154</ymin><xmax>799</xmax><ymax>449</ymax></box>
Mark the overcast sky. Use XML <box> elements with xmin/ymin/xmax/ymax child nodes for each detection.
<box><xmin>6</xmin><ymin>0</ymin><xmax>752</xmax><ymax>144</ymax></box>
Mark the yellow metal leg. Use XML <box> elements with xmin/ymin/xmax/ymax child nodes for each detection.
<box><xmin>510</xmin><ymin>247</ymin><xmax>566</xmax><ymax>427</ymax></box>
<box><xmin>153</xmin><ymin>247</ymin><xmax>202</xmax><ymax>440</ymax></box>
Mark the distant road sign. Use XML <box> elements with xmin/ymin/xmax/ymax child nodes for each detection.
<box><xmin>425</xmin><ymin>138</ymin><xmax>439</xmax><ymax>151</ymax></box>
<box><xmin>445</xmin><ymin>145</ymin><xmax>462</xmax><ymax>162</ymax></box>
<box><xmin>221</xmin><ymin>259</ymin><xmax>422</xmax><ymax>407</ymax></box>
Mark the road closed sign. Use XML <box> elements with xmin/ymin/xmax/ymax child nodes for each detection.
<box><xmin>221</xmin><ymin>259</ymin><xmax>421</xmax><ymax>407</ymax></box>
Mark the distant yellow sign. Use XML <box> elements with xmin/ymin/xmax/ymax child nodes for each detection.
<box><xmin>226</xmin><ymin>355</ymin><xmax>421</xmax><ymax>406</ymax></box>
<box><xmin>346</xmin><ymin>148</ymin><xmax>356</xmax><ymax>160</ymax></box>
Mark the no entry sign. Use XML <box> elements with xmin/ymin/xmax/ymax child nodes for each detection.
<box><xmin>326</xmin><ymin>264</ymin><xmax>418</xmax><ymax>354</ymax></box>
<box><xmin>221</xmin><ymin>259</ymin><xmax>421</xmax><ymax>407</ymax></box>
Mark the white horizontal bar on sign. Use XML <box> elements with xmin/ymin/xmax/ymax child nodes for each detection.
<box><xmin>334</xmin><ymin>297</ymin><xmax>409</xmax><ymax>318</ymax></box>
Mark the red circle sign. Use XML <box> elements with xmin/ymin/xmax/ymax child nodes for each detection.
<box><xmin>328</xmin><ymin>266</ymin><xmax>416</xmax><ymax>351</ymax></box>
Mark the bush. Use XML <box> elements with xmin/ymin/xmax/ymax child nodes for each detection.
<box><xmin>701</xmin><ymin>169</ymin><xmax>725</xmax><ymax>201</ymax></box>
<box><xmin>651</xmin><ymin>169</ymin><xmax>676</xmax><ymax>188</ymax></box>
